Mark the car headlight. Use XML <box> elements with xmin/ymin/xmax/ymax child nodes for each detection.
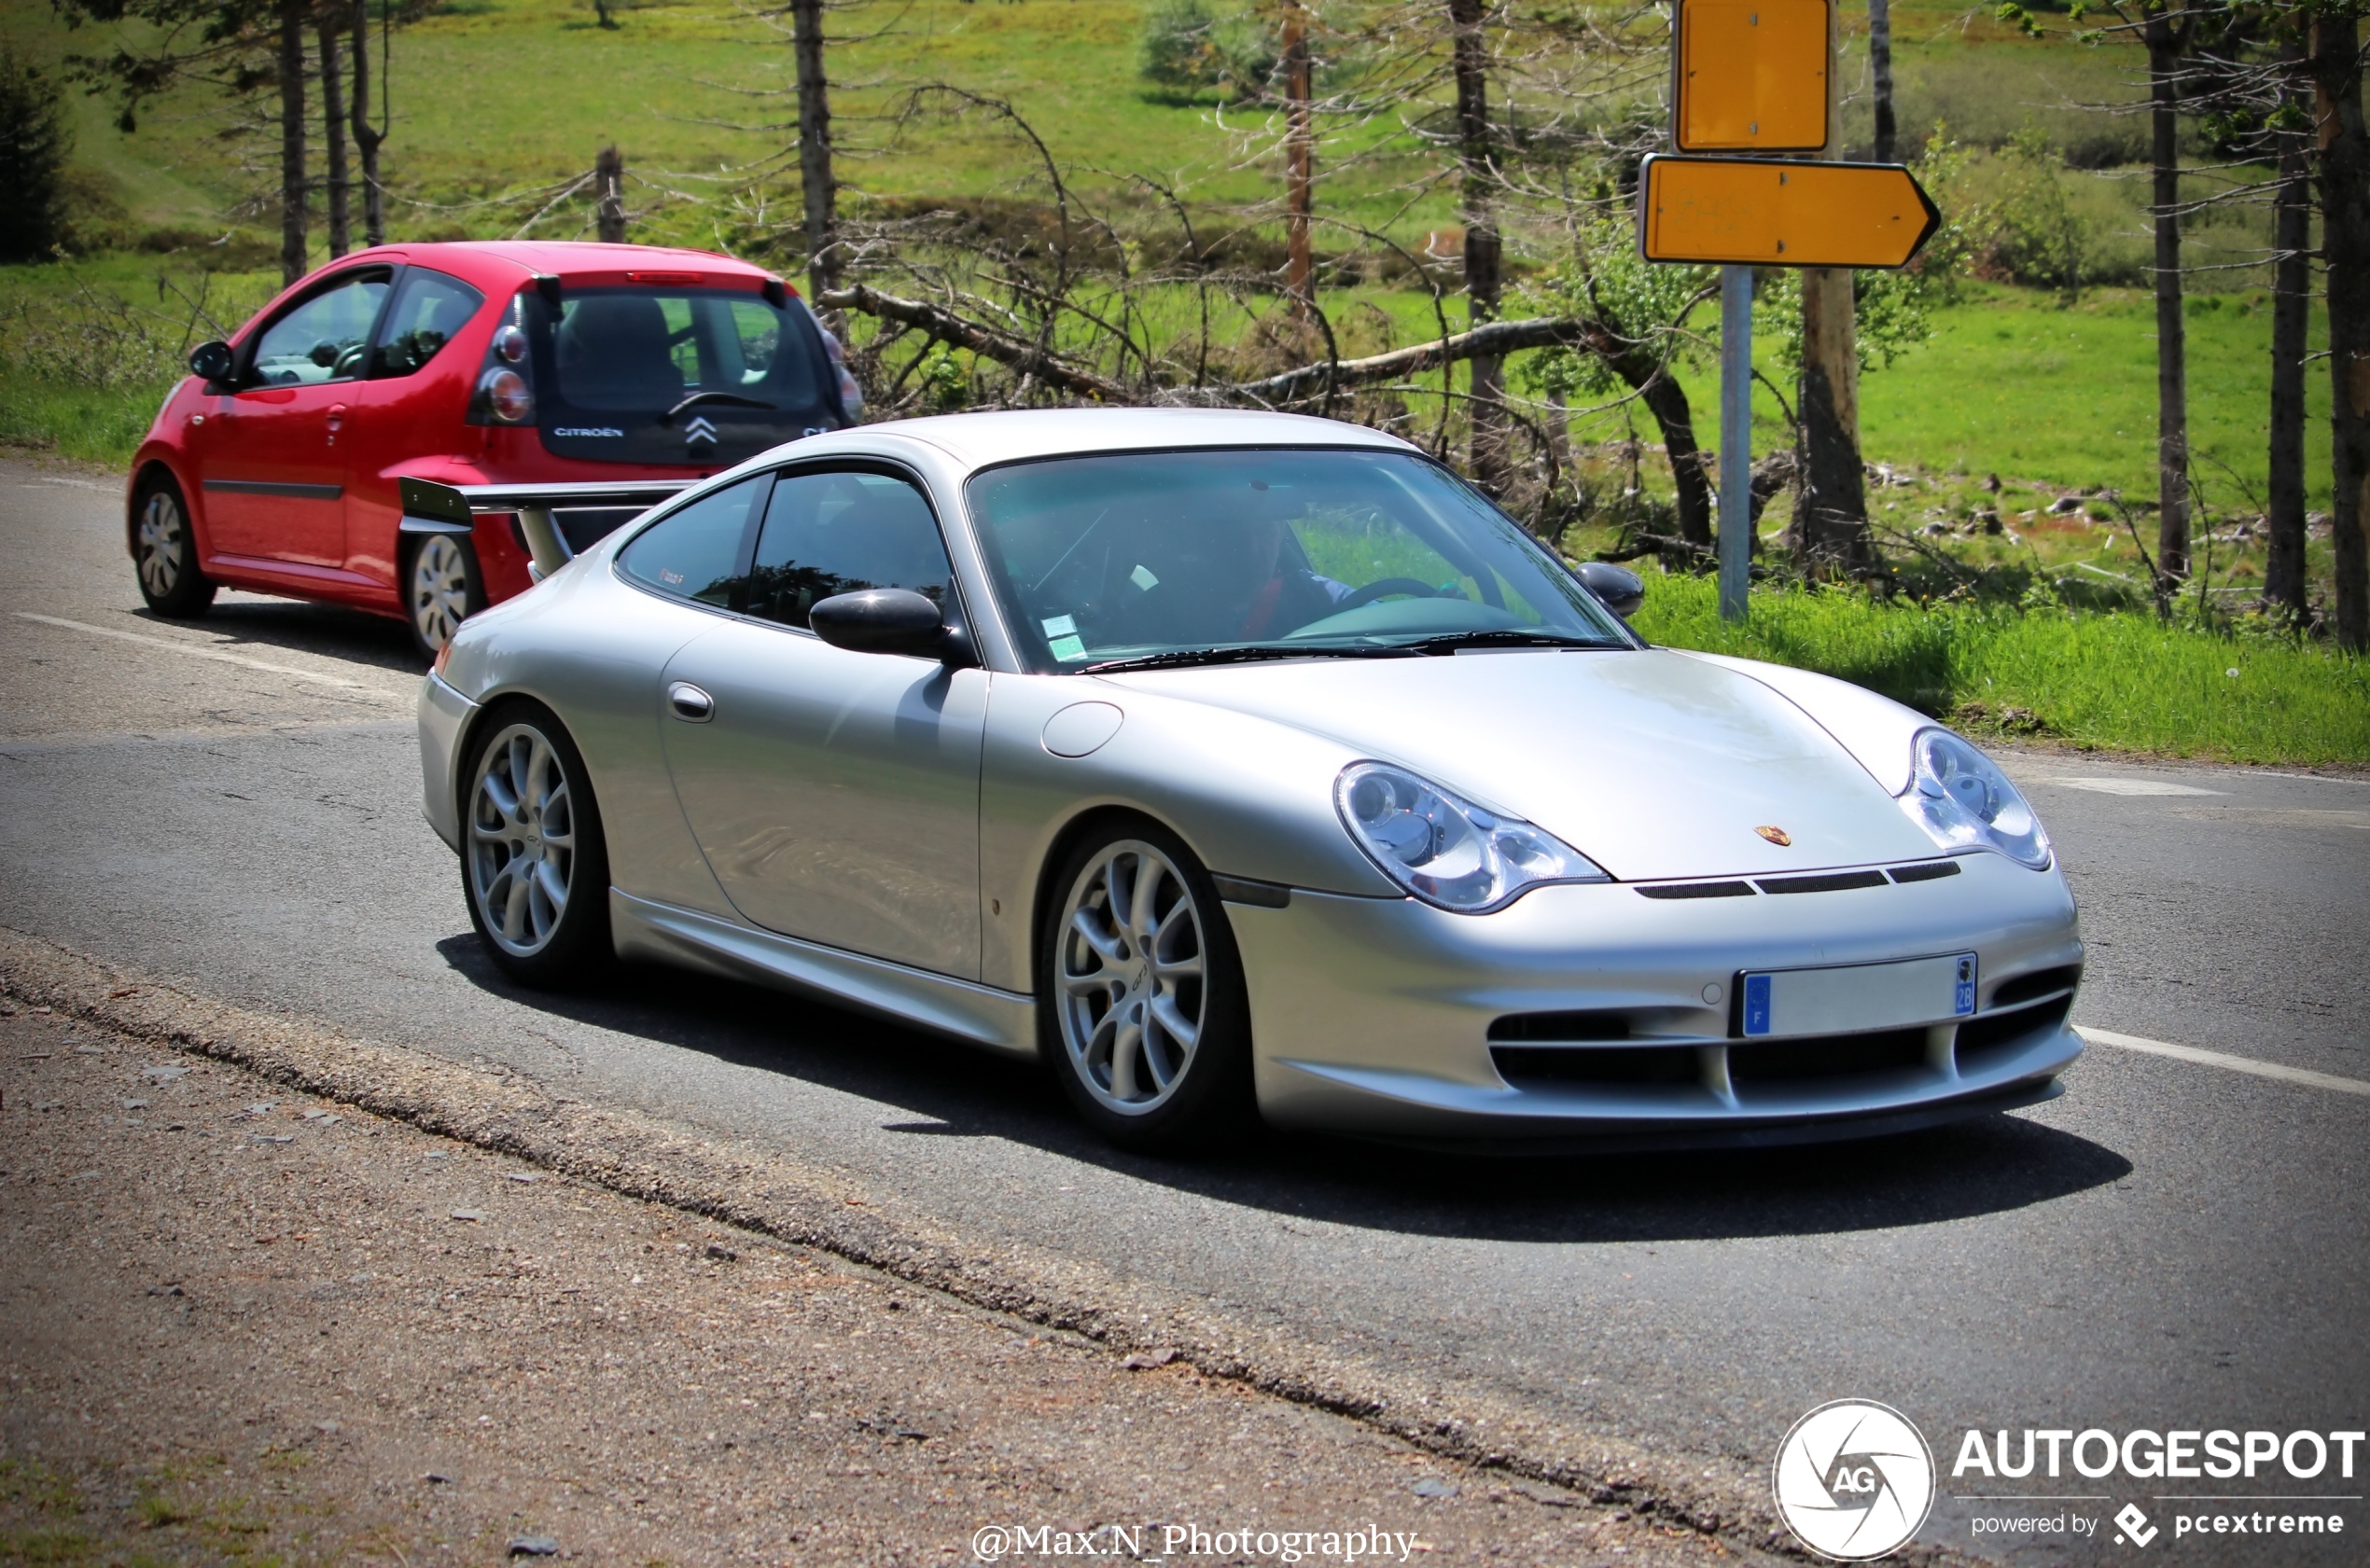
<box><xmin>1335</xmin><ymin>761</ymin><xmax>1609</xmax><ymax>913</ymax></box>
<box><xmin>1898</xmin><ymin>728</ymin><xmax>2051</xmax><ymax>869</ymax></box>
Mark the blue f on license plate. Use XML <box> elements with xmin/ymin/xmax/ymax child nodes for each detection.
<box><xmin>1739</xmin><ymin>952</ymin><xmax>1977</xmax><ymax>1038</ymax></box>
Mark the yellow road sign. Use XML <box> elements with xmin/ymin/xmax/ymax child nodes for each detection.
<box><xmin>1674</xmin><ymin>0</ymin><xmax>1830</xmax><ymax>152</ymax></box>
<box><xmin>1637</xmin><ymin>155</ymin><xmax>1941</xmax><ymax>269</ymax></box>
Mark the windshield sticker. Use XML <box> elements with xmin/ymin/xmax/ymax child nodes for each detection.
<box><xmin>1130</xmin><ymin>564</ymin><xmax>1160</xmax><ymax>591</ymax></box>
<box><xmin>1041</xmin><ymin>615</ymin><xmax>1078</xmax><ymax>638</ymax></box>
<box><xmin>1048</xmin><ymin>633</ymin><xmax>1088</xmax><ymax>662</ymax></box>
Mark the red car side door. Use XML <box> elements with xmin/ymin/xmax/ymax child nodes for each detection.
<box><xmin>341</xmin><ymin>265</ymin><xmax>492</xmax><ymax>589</ymax></box>
<box><xmin>202</xmin><ymin>268</ymin><xmax>393</xmax><ymax>572</ymax></box>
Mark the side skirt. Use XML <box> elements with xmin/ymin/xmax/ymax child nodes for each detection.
<box><xmin>608</xmin><ymin>890</ymin><xmax>1039</xmax><ymax>1061</ymax></box>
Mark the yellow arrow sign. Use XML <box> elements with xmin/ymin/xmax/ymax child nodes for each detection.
<box><xmin>1637</xmin><ymin>155</ymin><xmax>1942</xmax><ymax>269</ymax></box>
<box><xmin>1674</xmin><ymin>0</ymin><xmax>1830</xmax><ymax>153</ymax></box>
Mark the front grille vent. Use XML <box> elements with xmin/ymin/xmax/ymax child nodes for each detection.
<box><xmin>1989</xmin><ymin>964</ymin><xmax>2083</xmax><ymax>1009</ymax></box>
<box><xmin>1727</xmin><ymin>1027</ymin><xmax>1927</xmax><ymax>1083</ymax></box>
<box><xmin>1487</xmin><ymin>1010</ymin><xmax>1632</xmax><ymax>1043</ymax></box>
<box><xmin>1758</xmin><ymin>869</ymin><xmax>1890</xmax><ymax>895</ymax></box>
<box><xmin>1491</xmin><ymin>1044</ymin><xmax>1698</xmax><ymax>1088</ymax></box>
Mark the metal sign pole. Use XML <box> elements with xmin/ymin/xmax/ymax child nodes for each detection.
<box><xmin>1718</xmin><ymin>263</ymin><xmax>1753</xmax><ymax>621</ymax></box>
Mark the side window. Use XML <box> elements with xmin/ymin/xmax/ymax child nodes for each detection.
<box><xmin>370</xmin><ymin>268</ymin><xmax>485</xmax><ymax>378</ymax></box>
<box><xmin>616</xmin><ymin>476</ymin><xmax>767</xmax><ymax>609</ymax></box>
<box><xmin>745</xmin><ymin>469</ymin><xmax>953</xmax><ymax>631</ymax></box>
<box><xmin>244</xmin><ymin>271</ymin><xmax>390</xmax><ymax>387</ymax></box>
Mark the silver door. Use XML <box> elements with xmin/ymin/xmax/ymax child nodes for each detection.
<box><xmin>657</xmin><ymin>467</ymin><xmax>986</xmax><ymax>980</ymax></box>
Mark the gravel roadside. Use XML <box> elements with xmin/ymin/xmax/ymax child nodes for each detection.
<box><xmin>0</xmin><ymin>1003</ymin><xmax>1769</xmax><ymax>1567</ymax></box>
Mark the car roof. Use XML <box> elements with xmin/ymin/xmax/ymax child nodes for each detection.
<box><xmin>316</xmin><ymin>241</ymin><xmax>781</xmax><ymax>288</ymax></box>
<box><xmin>867</xmin><ymin>408</ymin><xmax>1420</xmax><ymax>472</ymax></box>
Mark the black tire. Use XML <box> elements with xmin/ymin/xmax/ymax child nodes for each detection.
<box><xmin>459</xmin><ymin>700</ymin><xmax>612</xmax><ymax>988</ymax></box>
<box><xmin>402</xmin><ymin>530</ymin><xmax>486</xmax><ymax>663</ymax></box>
<box><xmin>1038</xmin><ymin>818</ymin><xmax>1255</xmax><ymax>1153</ymax></box>
<box><xmin>132</xmin><ymin>471</ymin><xmax>216</xmax><ymax>618</ymax></box>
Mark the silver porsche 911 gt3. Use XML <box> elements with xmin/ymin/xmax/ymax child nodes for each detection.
<box><xmin>415</xmin><ymin>409</ymin><xmax>2082</xmax><ymax>1151</ymax></box>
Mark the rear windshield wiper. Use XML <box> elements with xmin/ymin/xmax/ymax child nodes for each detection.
<box><xmin>1083</xmin><ymin>643</ymin><xmax>1415</xmax><ymax>675</ymax></box>
<box><xmin>1395</xmin><ymin>630</ymin><xmax>1615</xmax><ymax>655</ymax></box>
<box><xmin>661</xmin><ymin>391</ymin><xmax>778</xmax><ymax>426</ymax></box>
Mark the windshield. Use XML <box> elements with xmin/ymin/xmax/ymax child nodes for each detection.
<box><xmin>967</xmin><ymin>448</ymin><xmax>1632</xmax><ymax>672</ymax></box>
<box><xmin>528</xmin><ymin>287</ymin><xmax>833</xmax><ymax>465</ymax></box>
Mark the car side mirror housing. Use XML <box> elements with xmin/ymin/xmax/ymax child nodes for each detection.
<box><xmin>809</xmin><ymin>589</ymin><xmax>956</xmax><ymax>660</ymax></box>
<box><xmin>188</xmin><ymin>340</ymin><xmax>234</xmax><ymax>386</ymax></box>
<box><xmin>1576</xmin><ymin>561</ymin><xmax>1645</xmax><ymax>619</ymax></box>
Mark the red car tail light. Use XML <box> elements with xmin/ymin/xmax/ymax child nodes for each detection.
<box><xmin>625</xmin><ymin>271</ymin><xmax>703</xmax><ymax>285</ymax></box>
<box><xmin>467</xmin><ymin>294</ymin><xmax>540</xmax><ymax>427</ymax></box>
<box><xmin>479</xmin><ymin>368</ymin><xmax>533</xmax><ymax>423</ymax></box>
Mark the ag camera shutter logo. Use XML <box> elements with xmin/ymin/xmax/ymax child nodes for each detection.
<box><xmin>1773</xmin><ymin>1399</ymin><xmax>1937</xmax><ymax>1561</ymax></box>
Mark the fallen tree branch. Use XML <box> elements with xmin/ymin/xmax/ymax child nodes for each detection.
<box><xmin>816</xmin><ymin>281</ymin><xmax>1127</xmax><ymax>402</ymax></box>
<box><xmin>1224</xmin><ymin>315</ymin><xmax>1604</xmax><ymax>403</ymax></box>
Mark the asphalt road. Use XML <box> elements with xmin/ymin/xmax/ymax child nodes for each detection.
<box><xmin>3</xmin><ymin>459</ymin><xmax>2363</xmax><ymax>1564</ymax></box>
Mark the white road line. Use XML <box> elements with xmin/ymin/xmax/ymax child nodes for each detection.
<box><xmin>2034</xmin><ymin>776</ymin><xmax>2224</xmax><ymax>798</ymax></box>
<box><xmin>13</xmin><ymin>613</ymin><xmax>392</xmax><ymax>695</ymax></box>
<box><xmin>2076</xmin><ymin>1025</ymin><xmax>2370</xmax><ymax>1097</ymax></box>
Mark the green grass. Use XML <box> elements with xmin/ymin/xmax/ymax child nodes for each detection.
<box><xmin>1569</xmin><ymin>283</ymin><xmax>2335</xmax><ymax>518</ymax></box>
<box><xmin>1634</xmin><ymin>572</ymin><xmax>2370</xmax><ymax>766</ymax></box>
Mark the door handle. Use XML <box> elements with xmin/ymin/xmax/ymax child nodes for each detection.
<box><xmin>326</xmin><ymin>403</ymin><xmax>348</xmax><ymax>431</ymax></box>
<box><xmin>668</xmin><ymin>682</ymin><xmax>714</xmax><ymax>722</ymax></box>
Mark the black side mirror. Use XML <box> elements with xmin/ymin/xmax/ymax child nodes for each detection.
<box><xmin>1576</xmin><ymin>561</ymin><xmax>1645</xmax><ymax>618</ymax></box>
<box><xmin>188</xmin><ymin>340</ymin><xmax>233</xmax><ymax>385</ymax></box>
<box><xmin>810</xmin><ymin>589</ymin><xmax>954</xmax><ymax>659</ymax></box>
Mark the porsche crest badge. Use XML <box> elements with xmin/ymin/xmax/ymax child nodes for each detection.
<box><xmin>1754</xmin><ymin>826</ymin><xmax>1792</xmax><ymax>847</ymax></box>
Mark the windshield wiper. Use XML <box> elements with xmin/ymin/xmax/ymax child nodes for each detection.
<box><xmin>1396</xmin><ymin>630</ymin><xmax>1614</xmax><ymax>655</ymax></box>
<box><xmin>1083</xmin><ymin>644</ymin><xmax>1415</xmax><ymax>675</ymax></box>
<box><xmin>661</xmin><ymin>391</ymin><xmax>778</xmax><ymax>426</ymax></box>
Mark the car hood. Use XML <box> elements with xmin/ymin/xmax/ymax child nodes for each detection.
<box><xmin>1097</xmin><ymin>648</ymin><xmax>1940</xmax><ymax>882</ymax></box>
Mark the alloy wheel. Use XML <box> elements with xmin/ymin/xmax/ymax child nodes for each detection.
<box><xmin>1055</xmin><ymin>840</ymin><xmax>1208</xmax><ymax>1115</ymax></box>
<box><xmin>467</xmin><ymin>722</ymin><xmax>578</xmax><ymax>958</ymax></box>
<box><xmin>411</xmin><ymin>534</ymin><xmax>472</xmax><ymax>652</ymax></box>
<box><xmin>136</xmin><ymin>490</ymin><xmax>187</xmax><ymax>599</ymax></box>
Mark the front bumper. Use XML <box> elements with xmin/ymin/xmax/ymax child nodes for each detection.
<box><xmin>1229</xmin><ymin>851</ymin><xmax>2084</xmax><ymax>1143</ymax></box>
<box><xmin>418</xmin><ymin>671</ymin><xmax>478</xmax><ymax>853</ymax></box>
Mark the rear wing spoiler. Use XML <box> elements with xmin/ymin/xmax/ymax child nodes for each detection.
<box><xmin>397</xmin><ymin>476</ymin><xmax>693</xmax><ymax>582</ymax></box>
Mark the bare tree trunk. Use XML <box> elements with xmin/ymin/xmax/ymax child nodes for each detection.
<box><xmin>791</xmin><ymin>0</ymin><xmax>839</xmax><ymax>300</ymax></box>
<box><xmin>351</xmin><ymin>0</ymin><xmax>385</xmax><ymax>248</ymax></box>
<box><xmin>595</xmin><ymin>145</ymin><xmax>626</xmax><ymax>243</ymax></box>
<box><xmin>1794</xmin><ymin>12</ymin><xmax>1869</xmax><ymax>576</ymax></box>
<box><xmin>1281</xmin><ymin>0</ymin><xmax>1313</xmax><ymax>317</ymax></box>
<box><xmin>2313</xmin><ymin>9</ymin><xmax>2369</xmax><ymax>651</ymax></box>
<box><xmin>2265</xmin><ymin>38</ymin><xmax>2311</xmax><ymax>622</ymax></box>
<box><xmin>277</xmin><ymin>0</ymin><xmax>308</xmax><ymax>285</ymax></box>
<box><xmin>318</xmin><ymin>20</ymin><xmax>350</xmax><ymax>259</ymax></box>
<box><xmin>1638</xmin><ymin>371</ymin><xmax>1716</xmax><ymax>553</ymax></box>
<box><xmin>2145</xmin><ymin>7</ymin><xmax>2191</xmax><ymax>615</ymax></box>
<box><xmin>1869</xmin><ymin>0</ymin><xmax>1895</xmax><ymax>163</ymax></box>
<box><xmin>1448</xmin><ymin>0</ymin><xmax>1506</xmax><ymax>494</ymax></box>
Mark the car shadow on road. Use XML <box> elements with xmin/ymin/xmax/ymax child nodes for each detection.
<box><xmin>132</xmin><ymin>596</ymin><xmax>423</xmax><ymax>676</ymax></box>
<box><xmin>435</xmin><ymin>934</ymin><xmax>2134</xmax><ymax>1246</ymax></box>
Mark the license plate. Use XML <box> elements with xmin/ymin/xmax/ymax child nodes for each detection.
<box><xmin>1739</xmin><ymin>952</ymin><xmax>1977</xmax><ymax>1038</ymax></box>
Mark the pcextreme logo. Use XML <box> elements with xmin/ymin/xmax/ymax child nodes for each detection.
<box><xmin>1773</xmin><ymin>1400</ymin><xmax>1938</xmax><ymax>1561</ymax></box>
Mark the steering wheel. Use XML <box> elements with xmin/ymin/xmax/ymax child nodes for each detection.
<box><xmin>1337</xmin><ymin>577</ymin><xmax>1439</xmax><ymax>611</ymax></box>
<box><xmin>331</xmin><ymin>341</ymin><xmax>369</xmax><ymax>379</ymax></box>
